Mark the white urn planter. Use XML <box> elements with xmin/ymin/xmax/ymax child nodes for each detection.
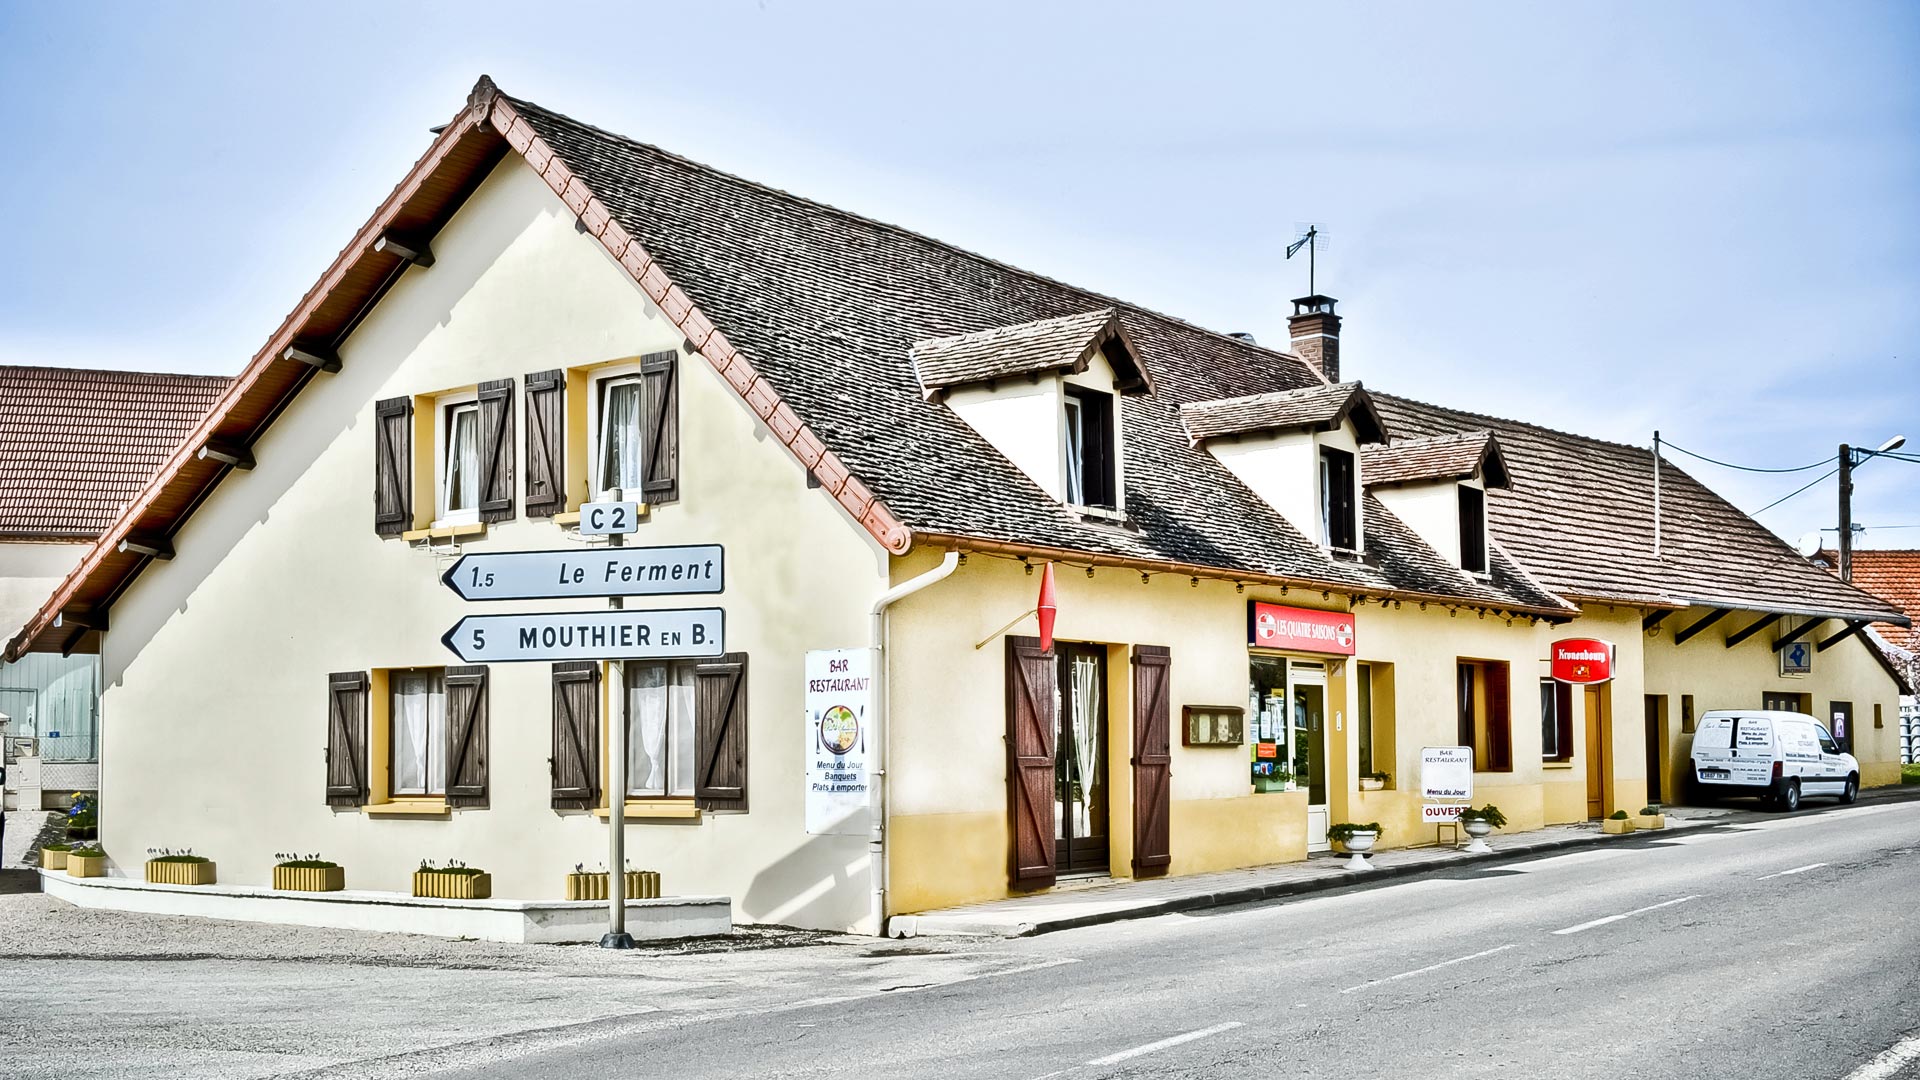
<box><xmin>1341</xmin><ymin>830</ymin><xmax>1378</xmax><ymax>871</ymax></box>
<box><xmin>1461</xmin><ymin>817</ymin><xmax>1494</xmax><ymax>854</ymax></box>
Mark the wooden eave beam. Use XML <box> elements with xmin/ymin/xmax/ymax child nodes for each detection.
<box><xmin>118</xmin><ymin>533</ymin><xmax>174</xmax><ymax>560</ymax></box>
<box><xmin>374</xmin><ymin>233</ymin><xmax>435</xmax><ymax>267</ymax></box>
<box><xmin>196</xmin><ymin>437</ymin><xmax>255</xmax><ymax>470</ymax></box>
<box><xmin>1816</xmin><ymin>620</ymin><xmax>1867</xmax><ymax>653</ymax></box>
<box><xmin>1773</xmin><ymin>618</ymin><xmax>1826</xmax><ymax>652</ymax></box>
<box><xmin>54</xmin><ymin>606</ymin><xmax>107</xmax><ymax>632</ymax></box>
<box><xmin>1642</xmin><ymin>610</ymin><xmax>1672</xmax><ymax>631</ymax></box>
<box><xmin>58</xmin><ymin>624</ymin><xmax>89</xmax><ymax>658</ymax></box>
<box><xmin>1724</xmin><ymin>612</ymin><xmax>1783</xmax><ymax>649</ymax></box>
<box><xmin>1673</xmin><ymin>607</ymin><xmax>1732</xmax><ymax>645</ymax></box>
<box><xmin>281</xmin><ymin>343</ymin><xmax>341</xmax><ymax>373</ymax></box>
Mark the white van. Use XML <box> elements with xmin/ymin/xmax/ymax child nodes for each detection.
<box><xmin>1689</xmin><ymin>710</ymin><xmax>1859</xmax><ymax>811</ymax></box>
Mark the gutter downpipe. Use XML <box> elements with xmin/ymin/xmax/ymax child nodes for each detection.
<box><xmin>870</xmin><ymin>549</ymin><xmax>960</xmax><ymax>938</ymax></box>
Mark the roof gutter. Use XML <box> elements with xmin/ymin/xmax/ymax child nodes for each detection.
<box><xmin>912</xmin><ymin>532</ymin><xmax>1579</xmax><ymax>621</ymax></box>
<box><xmin>1663</xmin><ymin>595</ymin><xmax>1909</xmax><ymax>629</ymax></box>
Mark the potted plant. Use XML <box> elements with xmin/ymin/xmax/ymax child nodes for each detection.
<box><xmin>272</xmin><ymin>852</ymin><xmax>345</xmax><ymax>892</ymax></box>
<box><xmin>1359</xmin><ymin>771</ymin><xmax>1389</xmax><ymax>792</ymax></box>
<box><xmin>1252</xmin><ymin>765</ymin><xmax>1294</xmax><ymax>794</ymax></box>
<box><xmin>64</xmin><ymin>792</ymin><xmax>98</xmax><ymax>841</ymax></box>
<box><xmin>1632</xmin><ymin>804</ymin><xmax>1666</xmax><ymax>831</ymax></box>
<box><xmin>145</xmin><ymin>848</ymin><xmax>217</xmax><ymax>886</ymax></box>
<box><xmin>38</xmin><ymin>842</ymin><xmax>72</xmax><ymax>871</ymax></box>
<box><xmin>65</xmin><ymin>845</ymin><xmax>107</xmax><ymax>878</ymax></box>
<box><xmin>564</xmin><ymin>863</ymin><xmax>661</xmax><ymax>901</ymax></box>
<box><xmin>413</xmin><ymin>859</ymin><xmax>492</xmax><ymax>900</ymax></box>
<box><xmin>1457</xmin><ymin>805</ymin><xmax>1507</xmax><ymax>853</ymax></box>
<box><xmin>1602</xmin><ymin>809</ymin><xmax>1634</xmax><ymax>835</ymax></box>
<box><xmin>1328</xmin><ymin>822</ymin><xmax>1383</xmax><ymax>871</ymax></box>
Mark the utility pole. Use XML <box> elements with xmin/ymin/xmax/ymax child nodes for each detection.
<box><xmin>1652</xmin><ymin>431</ymin><xmax>1662</xmax><ymax>559</ymax></box>
<box><xmin>1838</xmin><ymin>444</ymin><xmax>1854</xmax><ymax>583</ymax></box>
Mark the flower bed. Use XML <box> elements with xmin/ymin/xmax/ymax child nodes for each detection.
<box><xmin>146</xmin><ymin>851</ymin><xmax>217</xmax><ymax>886</ymax></box>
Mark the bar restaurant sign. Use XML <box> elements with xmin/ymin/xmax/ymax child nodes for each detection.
<box><xmin>1247</xmin><ymin>601</ymin><xmax>1356</xmax><ymax>656</ymax></box>
<box><xmin>804</xmin><ymin>648</ymin><xmax>873</xmax><ymax>836</ymax></box>
<box><xmin>1550</xmin><ymin>638</ymin><xmax>1615</xmax><ymax>684</ymax></box>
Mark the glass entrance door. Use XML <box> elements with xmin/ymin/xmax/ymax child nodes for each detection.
<box><xmin>1055</xmin><ymin>643</ymin><xmax>1110</xmax><ymax>875</ymax></box>
<box><xmin>1292</xmin><ymin>665</ymin><xmax>1330</xmax><ymax>851</ymax></box>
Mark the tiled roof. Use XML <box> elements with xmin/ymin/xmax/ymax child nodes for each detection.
<box><xmin>1846</xmin><ymin>550</ymin><xmax>1920</xmax><ymax>651</ymax></box>
<box><xmin>508</xmin><ymin>94</ymin><xmax>1568</xmax><ymax>616</ymax></box>
<box><xmin>1180</xmin><ymin>383</ymin><xmax>1386</xmax><ymax>445</ymax></box>
<box><xmin>913</xmin><ymin>309</ymin><xmax>1139</xmax><ymax>396</ymax></box>
<box><xmin>0</xmin><ymin>366</ymin><xmax>231</xmax><ymax>539</ymax></box>
<box><xmin>1363</xmin><ymin>431</ymin><xmax>1510</xmax><ymax>489</ymax></box>
<box><xmin>1374</xmin><ymin>395</ymin><xmax>1903</xmax><ymax>622</ymax></box>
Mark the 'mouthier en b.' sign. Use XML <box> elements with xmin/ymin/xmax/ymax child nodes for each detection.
<box><xmin>441</xmin><ymin>608</ymin><xmax>725</xmax><ymax>663</ymax></box>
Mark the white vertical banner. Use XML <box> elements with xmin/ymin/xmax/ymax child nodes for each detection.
<box><xmin>804</xmin><ymin>648</ymin><xmax>874</xmax><ymax>836</ymax></box>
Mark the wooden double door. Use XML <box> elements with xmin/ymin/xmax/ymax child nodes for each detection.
<box><xmin>1007</xmin><ymin>637</ymin><xmax>1171</xmax><ymax>888</ymax></box>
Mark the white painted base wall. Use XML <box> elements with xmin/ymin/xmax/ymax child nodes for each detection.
<box><xmin>40</xmin><ymin>870</ymin><xmax>730</xmax><ymax>944</ymax></box>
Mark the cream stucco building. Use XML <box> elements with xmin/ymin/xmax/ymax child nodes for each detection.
<box><xmin>10</xmin><ymin>78</ymin><xmax>1907</xmax><ymax>933</ymax></box>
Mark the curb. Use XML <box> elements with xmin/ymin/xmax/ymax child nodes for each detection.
<box><xmin>892</xmin><ymin>786</ymin><xmax>1920</xmax><ymax>939</ymax></box>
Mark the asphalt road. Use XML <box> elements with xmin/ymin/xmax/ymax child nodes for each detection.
<box><xmin>424</xmin><ymin>800</ymin><xmax>1920</xmax><ymax>1080</ymax></box>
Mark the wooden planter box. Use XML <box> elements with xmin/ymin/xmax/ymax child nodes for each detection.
<box><xmin>1602</xmin><ymin>817</ymin><xmax>1635</xmax><ymax>835</ymax></box>
<box><xmin>273</xmin><ymin>865</ymin><xmax>345</xmax><ymax>892</ymax></box>
<box><xmin>39</xmin><ymin>848</ymin><xmax>69</xmax><ymax>870</ymax></box>
<box><xmin>1360</xmin><ymin>778</ymin><xmax>1386</xmax><ymax>792</ymax></box>
<box><xmin>565</xmin><ymin>870</ymin><xmax>660</xmax><ymax>901</ymax></box>
<box><xmin>66</xmin><ymin>853</ymin><xmax>106</xmax><ymax>878</ymax></box>
<box><xmin>146</xmin><ymin>859</ymin><xmax>217</xmax><ymax>886</ymax></box>
<box><xmin>1632</xmin><ymin>814</ymin><xmax>1665</xmax><ymax>831</ymax></box>
<box><xmin>413</xmin><ymin>870</ymin><xmax>492</xmax><ymax>900</ymax></box>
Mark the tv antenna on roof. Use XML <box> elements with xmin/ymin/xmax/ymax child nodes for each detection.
<box><xmin>1286</xmin><ymin>223</ymin><xmax>1329</xmax><ymax>295</ymax></box>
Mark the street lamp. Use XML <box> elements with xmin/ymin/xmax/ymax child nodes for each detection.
<box><xmin>1838</xmin><ymin>434</ymin><xmax>1907</xmax><ymax>582</ymax></box>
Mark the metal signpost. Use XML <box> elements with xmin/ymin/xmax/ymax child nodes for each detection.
<box><xmin>437</xmin><ymin>496</ymin><xmax>721</xmax><ymax>949</ymax></box>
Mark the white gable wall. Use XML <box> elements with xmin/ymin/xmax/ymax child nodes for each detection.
<box><xmin>95</xmin><ymin>158</ymin><xmax>890</xmax><ymax>931</ymax></box>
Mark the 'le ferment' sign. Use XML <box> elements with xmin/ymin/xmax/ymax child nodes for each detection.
<box><xmin>1550</xmin><ymin>638</ymin><xmax>1615</xmax><ymax>684</ymax></box>
<box><xmin>1247</xmin><ymin>601</ymin><xmax>1356</xmax><ymax>656</ymax></box>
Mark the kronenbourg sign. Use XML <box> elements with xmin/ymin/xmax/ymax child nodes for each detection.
<box><xmin>805</xmin><ymin>648</ymin><xmax>873</xmax><ymax>836</ymax></box>
<box><xmin>1549</xmin><ymin>638</ymin><xmax>1615</xmax><ymax>684</ymax></box>
<box><xmin>440</xmin><ymin>545</ymin><xmax>723</xmax><ymax>601</ymax></box>
<box><xmin>1421</xmin><ymin>746</ymin><xmax>1473</xmax><ymax>804</ymax></box>
<box><xmin>440</xmin><ymin>608</ymin><xmax>724</xmax><ymax>663</ymax></box>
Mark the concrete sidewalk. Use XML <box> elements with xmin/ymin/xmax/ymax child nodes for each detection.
<box><xmin>891</xmin><ymin>811</ymin><xmax>1718</xmax><ymax>939</ymax></box>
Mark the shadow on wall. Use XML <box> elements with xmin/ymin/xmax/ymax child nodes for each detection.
<box><xmin>740</xmin><ymin>831</ymin><xmax>870</xmax><ymax>931</ymax></box>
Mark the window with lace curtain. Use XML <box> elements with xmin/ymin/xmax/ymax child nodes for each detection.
<box><xmin>626</xmin><ymin>661</ymin><xmax>697</xmax><ymax>798</ymax></box>
<box><xmin>592</xmin><ymin>368</ymin><xmax>647</xmax><ymax>499</ymax></box>
<box><xmin>433</xmin><ymin>390</ymin><xmax>482</xmax><ymax>526</ymax></box>
<box><xmin>390</xmin><ymin>669</ymin><xmax>447</xmax><ymax>796</ymax></box>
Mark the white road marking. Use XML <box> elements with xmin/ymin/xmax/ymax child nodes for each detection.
<box><xmin>1084</xmin><ymin>1022</ymin><xmax>1244</xmax><ymax>1067</ymax></box>
<box><xmin>1844</xmin><ymin>1030</ymin><xmax>1920</xmax><ymax>1080</ymax></box>
<box><xmin>1552</xmin><ymin>894</ymin><xmax>1699</xmax><ymax>935</ymax></box>
<box><xmin>1757</xmin><ymin>862</ymin><xmax>1828</xmax><ymax>879</ymax></box>
<box><xmin>1338</xmin><ymin>944</ymin><xmax>1518</xmax><ymax>994</ymax></box>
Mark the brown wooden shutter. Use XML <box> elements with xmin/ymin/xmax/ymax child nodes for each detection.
<box><xmin>325</xmin><ymin>671</ymin><xmax>369</xmax><ymax>807</ymax></box>
<box><xmin>445</xmin><ymin>665</ymin><xmax>490</xmax><ymax>808</ymax></box>
<box><xmin>1130</xmin><ymin>644</ymin><xmax>1173</xmax><ymax>874</ymax></box>
<box><xmin>694</xmin><ymin>652</ymin><xmax>748</xmax><ymax>810</ymax></box>
<box><xmin>1487</xmin><ymin>662</ymin><xmax>1512</xmax><ymax>771</ymax></box>
<box><xmin>640</xmin><ymin>350</ymin><xmax>679</xmax><ymax>504</ymax></box>
<box><xmin>551</xmin><ymin>661</ymin><xmax>600</xmax><ymax>810</ymax></box>
<box><xmin>524</xmin><ymin>369</ymin><xmax>566</xmax><ymax>519</ymax></box>
<box><xmin>477</xmin><ymin>378</ymin><xmax>515</xmax><ymax>523</ymax></box>
<box><xmin>373</xmin><ymin>397</ymin><xmax>412</xmax><ymax>537</ymax></box>
<box><xmin>1005</xmin><ymin>635</ymin><xmax>1057</xmax><ymax>888</ymax></box>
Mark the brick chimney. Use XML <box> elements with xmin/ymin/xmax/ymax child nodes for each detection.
<box><xmin>1288</xmin><ymin>295</ymin><xmax>1341</xmax><ymax>382</ymax></box>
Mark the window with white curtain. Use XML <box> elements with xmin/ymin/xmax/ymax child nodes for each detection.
<box><xmin>390</xmin><ymin>670</ymin><xmax>447</xmax><ymax>796</ymax></box>
<box><xmin>627</xmin><ymin>661</ymin><xmax>697</xmax><ymax>797</ymax></box>
<box><xmin>434</xmin><ymin>390</ymin><xmax>481</xmax><ymax>525</ymax></box>
<box><xmin>594</xmin><ymin>372</ymin><xmax>646</xmax><ymax>498</ymax></box>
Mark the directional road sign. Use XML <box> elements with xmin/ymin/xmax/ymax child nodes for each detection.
<box><xmin>441</xmin><ymin>608</ymin><xmax>725</xmax><ymax>663</ymax></box>
<box><xmin>440</xmin><ymin>545</ymin><xmax>723</xmax><ymax>602</ymax></box>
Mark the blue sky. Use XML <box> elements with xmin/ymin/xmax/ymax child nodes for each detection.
<box><xmin>1</xmin><ymin>1</ymin><xmax>1914</xmax><ymax>547</ymax></box>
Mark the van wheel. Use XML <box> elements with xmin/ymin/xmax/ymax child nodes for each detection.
<box><xmin>1842</xmin><ymin>774</ymin><xmax>1859</xmax><ymax>804</ymax></box>
<box><xmin>1777</xmin><ymin>779</ymin><xmax>1801</xmax><ymax>813</ymax></box>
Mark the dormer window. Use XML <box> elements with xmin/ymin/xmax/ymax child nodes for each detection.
<box><xmin>1459</xmin><ymin>484</ymin><xmax>1488</xmax><ymax>575</ymax></box>
<box><xmin>1320</xmin><ymin>446</ymin><xmax>1358</xmax><ymax>551</ymax></box>
<box><xmin>1064</xmin><ymin>386</ymin><xmax>1117</xmax><ymax>510</ymax></box>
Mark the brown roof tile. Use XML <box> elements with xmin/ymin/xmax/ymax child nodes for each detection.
<box><xmin>0</xmin><ymin>366</ymin><xmax>231</xmax><ymax>539</ymax></box>
<box><xmin>1363</xmin><ymin>431</ymin><xmax>1511</xmax><ymax>489</ymax></box>
<box><xmin>1180</xmin><ymin>383</ymin><xmax>1387</xmax><ymax>445</ymax></box>
<box><xmin>1844</xmin><ymin>550</ymin><xmax>1920</xmax><ymax>651</ymax></box>
<box><xmin>912</xmin><ymin>309</ymin><xmax>1141</xmax><ymax>396</ymax></box>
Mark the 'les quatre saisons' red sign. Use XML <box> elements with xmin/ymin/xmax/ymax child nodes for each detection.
<box><xmin>1248</xmin><ymin>601</ymin><xmax>1356</xmax><ymax>656</ymax></box>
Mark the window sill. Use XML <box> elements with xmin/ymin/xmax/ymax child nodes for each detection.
<box><xmin>363</xmin><ymin>800</ymin><xmax>451</xmax><ymax>817</ymax></box>
<box><xmin>1543</xmin><ymin>760</ymin><xmax>1575</xmax><ymax>770</ymax></box>
<box><xmin>553</xmin><ymin>511</ymin><xmax>581</xmax><ymax>526</ymax></box>
<box><xmin>402</xmin><ymin>523</ymin><xmax>486</xmax><ymax>542</ymax></box>
<box><xmin>594</xmin><ymin>801</ymin><xmax>701</xmax><ymax>821</ymax></box>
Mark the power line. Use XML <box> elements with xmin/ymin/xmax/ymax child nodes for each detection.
<box><xmin>1659</xmin><ymin>439</ymin><xmax>1830</xmax><ymax>474</ymax></box>
<box><xmin>1748</xmin><ymin>466</ymin><xmax>1840</xmax><ymax>516</ymax></box>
